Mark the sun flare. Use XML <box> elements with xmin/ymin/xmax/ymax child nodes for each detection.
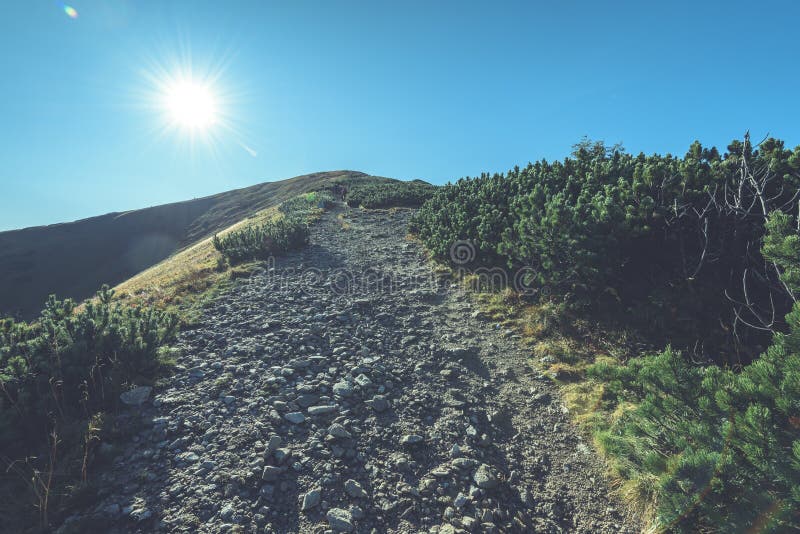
<box><xmin>139</xmin><ymin>55</ymin><xmax>253</xmax><ymax>156</ymax></box>
<box><xmin>162</xmin><ymin>80</ymin><xmax>218</xmax><ymax>131</ymax></box>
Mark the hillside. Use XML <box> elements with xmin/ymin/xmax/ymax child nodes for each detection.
<box><xmin>3</xmin><ymin>137</ymin><xmax>798</xmax><ymax>533</ymax></box>
<box><xmin>53</xmin><ymin>205</ymin><xmax>636</xmax><ymax>533</ymax></box>
<box><xmin>0</xmin><ymin>171</ymin><xmax>388</xmax><ymax>319</ymax></box>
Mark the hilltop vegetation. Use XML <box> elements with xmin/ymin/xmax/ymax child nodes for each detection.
<box><xmin>345</xmin><ymin>179</ymin><xmax>435</xmax><ymax>209</ymax></box>
<box><xmin>410</xmin><ymin>135</ymin><xmax>800</xmax><ymax>531</ymax></box>
<box><xmin>213</xmin><ymin>192</ymin><xmax>333</xmax><ymax>265</ymax></box>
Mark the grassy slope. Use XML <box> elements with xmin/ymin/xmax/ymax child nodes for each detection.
<box><xmin>114</xmin><ymin>176</ymin><xmax>410</xmax><ymax>320</ymax></box>
<box><xmin>0</xmin><ymin>171</ymin><xmax>374</xmax><ymax>319</ymax></box>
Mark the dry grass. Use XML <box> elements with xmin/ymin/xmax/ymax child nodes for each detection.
<box><xmin>441</xmin><ymin>265</ymin><xmax>651</xmax><ymax>525</ymax></box>
<box><xmin>1</xmin><ymin>170</ymin><xmax>370</xmax><ymax>320</ymax></box>
<box><xmin>336</xmin><ymin>213</ymin><xmax>352</xmax><ymax>231</ymax></box>
<box><xmin>113</xmin><ymin>198</ymin><xmax>332</xmax><ymax>323</ymax></box>
<box><xmin>113</xmin><ymin>206</ymin><xmax>283</xmax><ymax>321</ymax></box>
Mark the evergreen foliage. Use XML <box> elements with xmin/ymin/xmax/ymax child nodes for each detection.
<box><xmin>0</xmin><ymin>286</ymin><xmax>177</xmax><ymax>527</ymax></box>
<box><xmin>410</xmin><ymin>136</ymin><xmax>800</xmax><ymax>531</ymax></box>
<box><xmin>763</xmin><ymin>210</ymin><xmax>800</xmax><ymax>297</ymax></box>
<box><xmin>212</xmin><ymin>217</ymin><xmax>309</xmax><ymax>264</ymax></box>
<box><xmin>212</xmin><ymin>192</ymin><xmax>332</xmax><ymax>265</ymax></box>
<box><xmin>410</xmin><ymin>136</ymin><xmax>800</xmax><ymax>358</ymax></box>
<box><xmin>589</xmin><ymin>300</ymin><xmax>800</xmax><ymax>531</ymax></box>
<box><xmin>0</xmin><ymin>287</ymin><xmax>177</xmax><ymax>450</ymax></box>
<box><xmin>345</xmin><ymin>179</ymin><xmax>435</xmax><ymax>209</ymax></box>
<box><xmin>278</xmin><ymin>190</ymin><xmax>335</xmax><ymax>215</ymax></box>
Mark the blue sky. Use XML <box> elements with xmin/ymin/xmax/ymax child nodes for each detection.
<box><xmin>1</xmin><ymin>0</ymin><xmax>799</xmax><ymax>230</ymax></box>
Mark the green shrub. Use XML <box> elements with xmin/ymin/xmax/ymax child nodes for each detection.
<box><xmin>213</xmin><ymin>192</ymin><xmax>332</xmax><ymax>265</ymax></box>
<box><xmin>763</xmin><ymin>210</ymin><xmax>800</xmax><ymax>298</ymax></box>
<box><xmin>0</xmin><ymin>287</ymin><xmax>177</xmax><ymax>448</ymax></box>
<box><xmin>0</xmin><ymin>286</ymin><xmax>177</xmax><ymax>528</ymax></box>
<box><xmin>411</xmin><ymin>136</ymin><xmax>800</xmax><ymax>358</ymax></box>
<box><xmin>279</xmin><ymin>190</ymin><xmax>335</xmax><ymax>215</ymax></box>
<box><xmin>212</xmin><ymin>216</ymin><xmax>309</xmax><ymax>264</ymax></box>
<box><xmin>577</xmin><ymin>205</ymin><xmax>800</xmax><ymax>531</ymax></box>
<box><xmin>346</xmin><ymin>179</ymin><xmax>435</xmax><ymax>208</ymax></box>
<box><xmin>588</xmin><ymin>308</ymin><xmax>800</xmax><ymax>532</ymax></box>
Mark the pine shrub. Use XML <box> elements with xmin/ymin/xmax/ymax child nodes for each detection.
<box><xmin>212</xmin><ymin>192</ymin><xmax>331</xmax><ymax>265</ymax></box>
<box><xmin>589</xmin><ymin>308</ymin><xmax>800</xmax><ymax>532</ymax></box>
<box><xmin>0</xmin><ymin>287</ymin><xmax>177</xmax><ymax>450</ymax></box>
<box><xmin>212</xmin><ymin>216</ymin><xmax>309</xmax><ymax>264</ymax></box>
<box><xmin>0</xmin><ymin>286</ymin><xmax>177</xmax><ymax>528</ymax></box>
<box><xmin>346</xmin><ymin>179</ymin><xmax>434</xmax><ymax>208</ymax></box>
<box><xmin>410</xmin><ymin>137</ymin><xmax>800</xmax><ymax>357</ymax></box>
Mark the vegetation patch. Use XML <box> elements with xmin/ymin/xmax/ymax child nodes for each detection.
<box><xmin>345</xmin><ymin>179</ymin><xmax>435</xmax><ymax>209</ymax></box>
<box><xmin>0</xmin><ymin>287</ymin><xmax>177</xmax><ymax>531</ymax></box>
<box><xmin>212</xmin><ymin>191</ymin><xmax>332</xmax><ymax>265</ymax></box>
<box><xmin>411</xmin><ymin>136</ymin><xmax>800</xmax><ymax>361</ymax></box>
<box><xmin>412</xmin><ymin>136</ymin><xmax>800</xmax><ymax>532</ymax></box>
<box><xmin>212</xmin><ymin>216</ymin><xmax>310</xmax><ymax>265</ymax></box>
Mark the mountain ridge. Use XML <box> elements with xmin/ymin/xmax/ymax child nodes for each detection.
<box><xmin>0</xmin><ymin>170</ymin><xmax>394</xmax><ymax>319</ymax></box>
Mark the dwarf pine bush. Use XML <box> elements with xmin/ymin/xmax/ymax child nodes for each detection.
<box><xmin>346</xmin><ymin>179</ymin><xmax>434</xmax><ymax>209</ymax></box>
<box><xmin>0</xmin><ymin>286</ymin><xmax>177</xmax><ymax>528</ymax></box>
<box><xmin>212</xmin><ymin>192</ymin><xmax>331</xmax><ymax>265</ymax></box>
<box><xmin>589</xmin><ymin>302</ymin><xmax>800</xmax><ymax>531</ymax></box>
<box><xmin>411</xmin><ymin>136</ymin><xmax>800</xmax><ymax>357</ymax></box>
<box><xmin>410</xmin><ymin>136</ymin><xmax>800</xmax><ymax>531</ymax></box>
<box><xmin>0</xmin><ymin>287</ymin><xmax>177</xmax><ymax>450</ymax></box>
<box><xmin>279</xmin><ymin>190</ymin><xmax>335</xmax><ymax>215</ymax></box>
<box><xmin>212</xmin><ymin>216</ymin><xmax>309</xmax><ymax>264</ymax></box>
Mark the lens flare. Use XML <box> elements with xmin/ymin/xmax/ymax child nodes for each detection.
<box><xmin>63</xmin><ymin>5</ymin><xmax>78</xmax><ymax>19</ymax></box>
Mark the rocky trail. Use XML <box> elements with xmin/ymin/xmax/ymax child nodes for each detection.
<box><xmin>59</xmin><ymin>206</ymin><xmax>636</xmax><ymax>533</ymax></box>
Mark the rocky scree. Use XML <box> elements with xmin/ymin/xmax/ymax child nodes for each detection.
<box><xmin>56</xmin><ymin>206</ymin><xmax>636</xmax><ymax>533</ymax></box>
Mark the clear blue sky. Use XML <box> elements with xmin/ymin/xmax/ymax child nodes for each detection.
<box><xmin>1</xmin><ymin>0</ymin><xmax>799</xmax><ymax>230</ymax></box>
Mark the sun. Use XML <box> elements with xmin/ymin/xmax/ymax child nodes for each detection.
<box><xmin>138</xmin><ymin>54</ymin><xmax>254</xmax><ymax>156</ymax></box>
<box><xmin>162</xmin><ymin>79</ymin><xmax>218</xmax><ymax>131</ymax></box>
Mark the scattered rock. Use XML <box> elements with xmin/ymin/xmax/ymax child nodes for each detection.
<box><xmin>400</xmin><ymin>434</ymin><xmax>424</xmax><ymax>446</ymax></box>
<box><xmin>328</xmin><ymin>423</ymin><xmax>352</xmax><ymax>439</ymax></box>
<box><xmin>344</xmin><ymin>479</ymin><xmax>367</xmax><ymax>499</ymax></box>
<box><xmin>333</xmin><ymin>381</ymin><xmax>354</xmax><ymax>397</ymax></box>
<box><xmin>454</xmin><ymin>492</ymin><xmax>469</xmax><ymax>508</ymax></box>
<box><xmin>367</xmin><ymin>395</ymin><xmax>390</xmax><ymax>412</ymax></box>
<box><xmin>297</xmin><ymin>394</ymin><xmax>319</xmax><ymax>408</ymax></box>
<box><xmin>326</xmin><ymin>507</ymin><xmax>355</xmax><ymax>532</ymax></box>
<box><xmin>307</xmin><ymin>405</ymin><xmax>338</xmax><ymax>415</ymax></box>
<box><xmin>355</xmin><ymin>374</ymin><xmax>372</xmax><ymax>387</ymax></box>
<box><xmin>285</xmin><ymin>412</ymin><xmax>306</xmax><ymax>424</ymax></box>
<box><xmin>177</xmin><ymin>451</ymin><xmax>199</xmax><ymax>463</ymax></box>
<box><xmin>301</xmin><ymin>488</ymin><xmax>321</xmax><ymax>511</ymax></box>
<box><xmin>120</xmin><ymin>386</ymin><xmax>152</xmax><ymax>406</ymax></box>
<box><xmin>265</xmin><ymin>435</ymin><xmax>283</xmax><ymax>457</ymax></box>
<box><xmin>473</xmin><ymin>464</ymin><xmax>500</xmax><ymax>489</ymax></box>
<box><xmin>262</xmin><ymin>466</ymin><xmax>282</xmax><ymax>481</ymax></box>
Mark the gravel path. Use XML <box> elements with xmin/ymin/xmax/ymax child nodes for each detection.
<box><xmin>58</xmin><ymin>206</ymin><xmax>637</xmax><ymax>533</ymax></box>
